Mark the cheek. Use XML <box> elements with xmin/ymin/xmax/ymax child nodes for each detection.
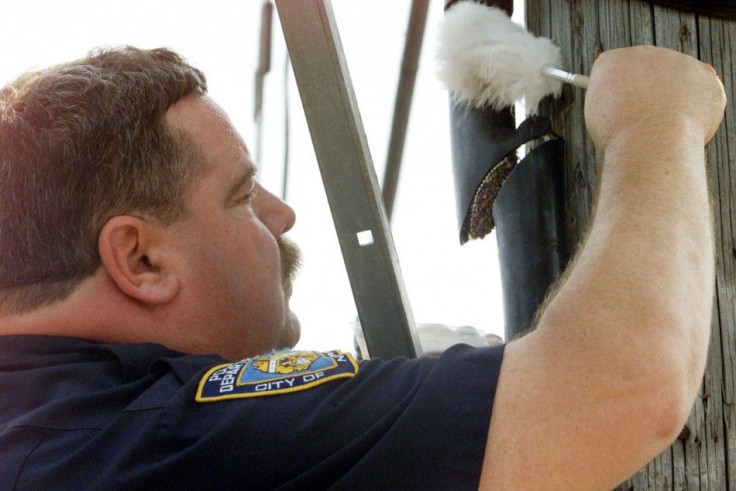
<box><xmin>228</xmin><ymin>222</ymin><xmax>283</xmax><ymax>297</ymax></box>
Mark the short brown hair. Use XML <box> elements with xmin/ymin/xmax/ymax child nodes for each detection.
<box><xmin>0</xmin><ymin>46</ymin><xmax>208</xmax><ymax>312</ymax></box>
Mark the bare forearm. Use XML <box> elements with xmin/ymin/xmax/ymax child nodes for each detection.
<box><xmin>539</xmin><ymin>122</ymin><xmax>713</xmax><ymax>403</ymax></box>
<box><xmin>536</xmin><ymin>45</ymin><xmax>724</xmax><ymax>411</ymax></box>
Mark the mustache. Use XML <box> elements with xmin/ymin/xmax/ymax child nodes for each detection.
<box><xmin>278</xmin><ymin>236</ymin><xmax>302</xmax><ymax>285</ymax></box>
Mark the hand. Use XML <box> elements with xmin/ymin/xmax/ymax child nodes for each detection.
<box><xmin>584</xmin><ymin>46</ymin><xmax>726</xmax><ymax>150</ymax></box>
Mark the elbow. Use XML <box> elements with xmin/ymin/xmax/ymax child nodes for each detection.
<box><xmin>648</xmin><ymin>382</ymin><xmax>694</xmax><ymax>446</ymax></box>
<box><xmin>653</xmin><ymin>317</ymin><xmax>710</xmax><ymax>443</ymax></box>
<box><xmin>600</xmin><ymin>319</ymin><xmax>708</xmax><ymax>462</ymax></box>
<box><xmin>602</xmin><ymin>370</ymin><xmax>696</xmax><ymax>480</ymax></box>
<box><xmin>609</xmin><ymin>308</ymin><xmax>710</xmax><ymax>447</ymax></box>
<box><xmin>629</xmin><ymin>350</ymin><xmax>702</xmax><ymax>457</ymax></box>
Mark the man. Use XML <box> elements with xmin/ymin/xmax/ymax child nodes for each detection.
<box><xmin>0</xmin><ymin>45</ymin><xmax>725</xmax><ymax>489</ymax></box>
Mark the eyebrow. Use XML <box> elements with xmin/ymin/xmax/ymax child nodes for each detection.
<box><xmin>226</xmin><ymin>164</ymin><xmax>258</xmax><ymax>202</ymax></box>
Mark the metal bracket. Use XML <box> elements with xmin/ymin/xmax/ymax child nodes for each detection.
<box><xmin>275</xmin><ymin>0</ymin><xmax>422</xmax><ymax>359</ymax></box>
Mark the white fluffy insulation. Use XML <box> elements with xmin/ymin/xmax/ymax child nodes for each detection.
<box><xmin>437</xmin><ymin>2</ymin><xmax>563</xmax><ymax>114</ymax></box>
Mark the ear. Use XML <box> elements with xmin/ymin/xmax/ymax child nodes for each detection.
<box><xmin>98</xmin><ymin>216</ymin><xmax>180</xmax><ymax>305</ymax></box>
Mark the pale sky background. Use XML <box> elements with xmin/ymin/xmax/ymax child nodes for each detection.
<box><xmin>0</xmin><ymin>0</ymin><xmax>525</xmax><ymax>354</ymax></box>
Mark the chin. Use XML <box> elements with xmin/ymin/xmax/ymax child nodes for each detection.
<box><xmin>222</xmin><ymin>313</ymin><xmax>301</xmax><ymax>360</ymax></box>
<box><xmin>282</xmin><ymin>310</ymin><xmax>301</xmax><ymax>349</ymax></box>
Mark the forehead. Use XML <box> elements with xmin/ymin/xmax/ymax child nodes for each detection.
<box><xmin>165</xmin><ymin>95</ymin><xmax>253</xmax><ymax>176</ymax></box>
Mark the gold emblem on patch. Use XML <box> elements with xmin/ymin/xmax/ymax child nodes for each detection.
<box><xmin>251</xmin><ymin>351</ymin><xmax>320</xmax><ymax>375</ymax></box>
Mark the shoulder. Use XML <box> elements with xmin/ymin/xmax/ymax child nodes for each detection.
<box><xmin>195</xmin><ymin>349</ymin><xmax>359</xmax><ymax>402</ymax></box>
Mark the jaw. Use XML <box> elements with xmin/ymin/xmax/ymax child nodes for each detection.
<box><xmin>287</xmin><ymin>309</ymin><xmax>301</xmax><ymax>346</ymax></box>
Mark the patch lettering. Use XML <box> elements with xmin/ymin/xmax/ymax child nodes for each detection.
<box><xmin>196</xmin><ymin>350</ymin><xmax>358</xmax><ymax>402</ymax></box>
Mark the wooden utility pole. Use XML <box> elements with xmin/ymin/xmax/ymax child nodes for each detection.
<box><xmin>525</xmin><ymin>1</ymin><xmax>736</xmax><ymax>488</ymax></box>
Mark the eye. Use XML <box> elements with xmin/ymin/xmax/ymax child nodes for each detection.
<box><xmin>237</xmin><ymin>184</ymin><xmax>258</xmax><ymax>205</ymax></box>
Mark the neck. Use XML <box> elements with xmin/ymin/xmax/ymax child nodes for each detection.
<box><xmin>0</xmin><ymin>269</ymin><xmax>149</xmax><ymax>345</ymax></box>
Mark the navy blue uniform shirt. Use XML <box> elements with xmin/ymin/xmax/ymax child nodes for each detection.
<box><xmin>0</xmin><ymin>335</ymin><xmax>504</xmax><ymax>490</ymax></box>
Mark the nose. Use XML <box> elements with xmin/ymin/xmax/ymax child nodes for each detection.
<box><xmin>253</xmin><ymin>184</ymin><xmax>296</xmax><ymax>236</ymax></box>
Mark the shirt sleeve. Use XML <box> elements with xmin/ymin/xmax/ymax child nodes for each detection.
<box><xmin>143</xmin><ymin>343</ymin><xmax>505</xmax><ymax>490</ymax></box>
<box><xmin>328</xmin><ymin>343</ymin><xmax>505</xmax><ymax>489</ymax></box>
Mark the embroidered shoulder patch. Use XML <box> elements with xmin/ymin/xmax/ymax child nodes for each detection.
<box><xmin>196</xmin><ymin>350</ymin><xmax>359</xmax><ymax>402</ymax></box>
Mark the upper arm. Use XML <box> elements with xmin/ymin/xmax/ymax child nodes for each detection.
<box><xmin>478</xmin><ymin>327</ymin><xmax>681</xmax><ymax>489</ymax></box>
